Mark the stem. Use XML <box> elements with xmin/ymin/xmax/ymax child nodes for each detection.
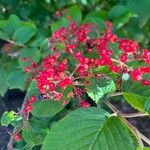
<box><xmin>107</xmin><ymin>92</ymin><xmax>123</xmax><ymax>98</ymax></box>
<box><xmin>7</xmin><ymin>96</ymin><xmax>28</xmax><ymax>150</ymax></box>
<box><xmin>73</xmin><ymin>76</ymin><xmax>86</xmax><ymax>81</ymax></box>
<box><xmin>104</xmin><ymin>100</ymin><xmax>150</xmax><ymax>146</ymax></box>
<box><xmin>121</xmin><ymin>112</ymin><xmax>148</xmax><ymax>118</ymax></box>
<box><xmin>6</xmin><ymin>39</ymin><xmax>25</xmax><ymax>47</ymax></box>
<box><xmin>70</xmin><ymin>64</ymin><xmax>80</xmax><ymax>78</ymax></box>
<box><xmin>111</xmin><ymin>58</ymin><xmax>133</xmax><ymax>71</ymax></box>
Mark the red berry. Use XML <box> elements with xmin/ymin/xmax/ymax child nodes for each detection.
<box><xmin>14</xmin><ymin>133</ymin><xmax>22</xmax><ymax>141</ymax></box>
<box><xmin>120</xmin><ymin>53</ymin><xmax>128</xmax><ymax>62</ymax></box>
<box><xmin>110</xmin><ymin>65</ymin><xmax>119</xmax><ymax>73</ymax></box>
<box><xmin>130</xmin><ymin>68</ymin><xmax>142</xmax><ymax>81</ymax></box>
<box><xmin>28</xmin><ymin>96</ymin><xmax>36</xmax><ymax>104</ymax></box>
<box><xmin>78</xmin><ymin>100</ymin><xmax>90</xmax><ymax>108</ymax></box>
<box><xmin>24</xmin><ymin>66</ymin><xmax>30</xmax><ymax>73</ymax></box>
<box><xmin>141</xmin><ymin>79</ymin><xmax>150</xmax><ymax>86</ymax></box>
<box><xmin>24</xmin><ymin>105</ymin><xmax>32</xmax><ymax>113</ymax></box>
<box><xmin>21</xmin><ymin>57</ymin><xmax>27</xmax><ymax>62</ymax></box>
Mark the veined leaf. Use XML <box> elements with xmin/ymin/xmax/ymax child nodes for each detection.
<box><xmin>123</xmin><ymin>92</ymin><xmax>147</xmax><ymax>112</ymax></box>
<box><xmin>86</xmin><ymin>77</ymin><xmax>115</xmax><ymax>103</ymax></box>
<box><xmin>42</xmin><ymin>108</ymin><xmax>137</xmax><ymax>150</ymax></box>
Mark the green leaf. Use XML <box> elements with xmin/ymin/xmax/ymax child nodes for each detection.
<box><xmin>136</xmin><ymin>146</ymin><xmax>150</xmax><ymax>150</ymax></box>
<box><xmin>26</xmin><ymin>81</ymin><xmax>66</xmax><ymax>117</ymax></box>
<box><xmin>13</xmin><ymin>25</ymin><xmax>37</xmax><ymax>44</ymax></box>
<box><xmin>18</xmin><ymin>47</ymin><xmax>41</xmax><ymax>71</ymax></box>
<box><xmin>51</xmin><ymin>17</ymin><xmax>69</xmax><ymax>32</ymax></box>
<box><xmin>86</xmin><ymin>77</ymin><xmax>115</xmax><ymax>103</ymax></box>
<box><xmin>122</xmin><ymin>79</ymin><xmax>150</xmax><ymax>97</ymax></box>
<box><xmin>63</xmin><ymin>86</ymin><xmax>73</xmax><ymax>101</ymax></box>
<box><xmin>8</xmin><ymin>14</ymin><xmax>21</xmax><ymax>34</ymax></box>
<box><xmin>22</xmin><ymin>142</ymin><xmax>34</xmax><ymax>150</ymax></box>
<box><xmin>123</xmin><ymin>92</ymin><xmax>147</xmax><ymax>112</ymax></box>
<box><xmin>0</xmin><ymin>67</ymin><xmax>8</xmax><ymax>96</ymax></box>
<box><xmin>86</xmin><ymin>10</ymin><xmax>108</xmax><ymax>20</ymax></box>
<box><xmin>42</xmin><ymin>108</ymin><xmax>136</xmax><ymax>150</ymax></box>
<box><xmin>1</xmin><ymin>111</ymin><xmax>14</xmax><ymax>126</ymax></box>
<box><xmin>32</xmin><ymin>100</ymin><xmax>65</xmax><ymax>118</ymax></box>
<box><xmin>65</xmin><ymin>5</ymin><xmax>82</xmax><ymax>24</ymax></box>
<box><xmin>28</xmin><ymin>32</ymin><xmax>45</xmax><ymax>47</ymax></box>
<box><xmin>1</xmin><ymin>110</ymin><xmax>22</xmax><ymax>127</ymax></box>
<box><xmin>26</xmin><ymin>80</ymin><xmax>39</xmax><ymax>98</ymax></box>
<box><xmin>11</xmin><ymin>115</ymin><xmax>23</xmax><ymax>127</ymax></box>
<box><xmin>83</xmin><ymin>16</ymin><xmax>106</xmax><ymax>32</ymax></box>
<box><xmin>127</xmin><ymin>0</ymin><xmax>150</xmax><ymax>27</ymax></box>
<box><xmin>22</xmin><ymin>118</ymin><xmax>49</xmax><ymax>145</ymax></box>
<box><xmin>7</xmin><ymin>70</ymin><xmax>29</xmax><ymax>90</ymax></box>
<box><xmin>109</xmin><ymin>5</ymin><xmax>137</xmax><ymax>28</ymax></box>
<box><xmin>144</xmin><ymin>99</ymin><xmax>150</xmax><ymax>113</ymax></box>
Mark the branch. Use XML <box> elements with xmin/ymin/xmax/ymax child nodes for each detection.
<box><xmin>6</xmin><ymin>39</ymin><xmax>25</xmax><ymax>47</ymax></box>
<box><xmin>7</xmin><ymin>96</ymin><xmax>29</xmax><ymax>150</ymax></box>
<box><xmin>104</xmin><ymin>100</ymin><xmax>150</xmax><ymax>146</ymax></box>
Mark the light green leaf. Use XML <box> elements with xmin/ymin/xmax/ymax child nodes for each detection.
<box><xmin>136</xmin><ymin>146</ymin><xmax>150</xmax><ymax>150</ymax></box>
<box><xmin>42</xmin><ymin>108</ymin><xmax>136</xmax><ymax>150</ymax></box>
<box><xmin>86</xmin><ymin>77</ymin><xmax>115</xmax><ymax>103</ymax></box>
<box><xmin>13</xmin><ymin>26</ymin><xmax>37</xmax><ymax>44</ymax></box>
<box><xmin>1</xmin><ymin>111</ymin><xmax>14</xmax><ymax>126</ymax></box>
<box><xmin>123</xmin><ymin>92</ymin><xmax>147</xmax><ymax>112</ymax></box>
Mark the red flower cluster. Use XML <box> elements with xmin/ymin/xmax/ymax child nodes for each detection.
<box><xmin>35</xmin><ymin>53</ymin><xmax>73</xmax><ymax>103</ymax></box>
<box><xmin>22</xmin><ymin>20</ymin><xmax>150</xmax><ymax>105</ymax></box>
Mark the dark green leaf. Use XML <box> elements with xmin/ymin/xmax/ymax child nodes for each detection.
<box><xmin>13</xmin><ymin>26</ymin><xmax>37</xmax><ymax>44</ymax></box>
<box><xmin>22</xmin><ymin>118</ymin><xmax>49</xmax><ymax>145</ymax></box>
<box><xmin>51</xmin><ymin>17</ymin><xmax>69</xmax><ymax>32</ymax></box>
<box><xmin>32</xmin><ymin>100</ymin><xmax>65</xmax><ymax>118</ymax></box>
<box><xmin>122</xmin><ymin>79</ymin><xmax>150</xmax><ymax>97</ymax></box>
<box><xmin>83</xmin><ymin>16</ymin><xmax>106</xmax><ymax>32</ymax></box>
<box><xmin>28</xmin><ymin>32</ymin><xmax>45</xmax><ymax>47</ymax></box>
<box><xmin>0</xmin><ymin>67</ymin><xmax>8</xmax><ymax>96</ymax></box>
<box><xmin>8</xmin><ymin>14</ymin><xmax>21</xmax><ymax>34</ymax></box>
<box><xmin>109</xmin><ymin>5</ymin><xmax>137</xmax><ymax>28</ymax></box>
<box><xmin>144</xmin><ymin>99</ymin><xmax>150</xmax><ymax>113</ymax></box>
<box><xmin>7</xmin><ymin>70</ymin><xmax>29</xmax><ymax>90</ymax></box>
<box><xmin>26</xmin><ymin>81</ymin><xmax>66</xmax><ymax>117</ymax></box>
<box><xmin>65</xmin><ymin>5</ymin><xmax>82</xmax><ymax>24</ymax></box>
<box><xmin>127</xmin><ymin>0</ymin><xmax>150</xmax><ymax>27</ymax></box>
<box><xmin>18</xmin><ymin>47</ymin><xmax>41</xmax><ymax>71</ymax></box>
